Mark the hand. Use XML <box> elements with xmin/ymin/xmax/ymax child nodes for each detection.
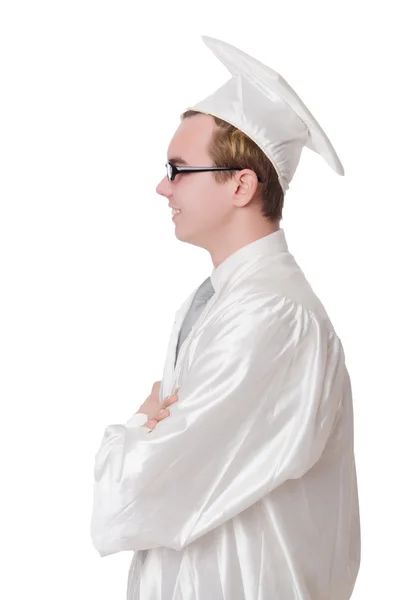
<box><xmin>144</xmin><ymin>392</ymin><xmax>179</xmax><ymax>431</ymax></box>
<box><xmin>137</xmin><ymin>381</ymin><xmax>181</xmax><ymax>431</ymax></box>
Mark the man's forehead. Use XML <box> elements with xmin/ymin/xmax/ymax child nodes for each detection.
<box><xmin>167</xmin><ymin>116</ymin><xmax>212</xmax><ymax>164</ymax></box>
<box><xmin>167</xmin><ymin>135</ymin><xmax>191</xmax><ymax>165</ymax></box>
<box><xmin>167</xmin><ymin>141</ymin><xmax>209</xmax><ymax>165</ymax></box>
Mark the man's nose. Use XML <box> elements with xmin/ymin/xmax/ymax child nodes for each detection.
<box><xmin>156</xmin><ymin>176</ymin><xmax>172</xmax><ymax>198</ymax></box>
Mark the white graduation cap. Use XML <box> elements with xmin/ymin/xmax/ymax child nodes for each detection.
<box><xmin>186</xmin><ymin>35</ymin><xmax>344</xmax><ymax>193</ymax></box>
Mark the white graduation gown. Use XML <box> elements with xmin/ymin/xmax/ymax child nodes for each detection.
<box><xmin>90</xmin><ymin>229</ymin><xmax>361</xmax><ymax>600</ymax></box>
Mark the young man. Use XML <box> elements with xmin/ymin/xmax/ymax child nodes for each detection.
<box><xmin>91</xmin><ymin>36</ymin><xmax>361</xmax><ymax>599</ymax></box>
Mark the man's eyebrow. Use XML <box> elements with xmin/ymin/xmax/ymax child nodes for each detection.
<box><xmin>167</xmin><ymin>157</ymin><xmax>188</xmax><ymax>165</ymax></box>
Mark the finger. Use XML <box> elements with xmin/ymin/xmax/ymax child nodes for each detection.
<box><xmin>145</xmin><ymin>419</ymin><xmax>159</xmax><ymax>430</ymax></box>
<box><xmin>152</xmin><ymin>381</ymin><xmax>161</xmax><ymax>392</ymax></box>
<box><xmin>163</xmin><ymin>394</ymin><xmax>178</xmax><ymax>407</ymax></box>
<box><xmin>164</xmin><ymin>385</ymin><xmax>182</xmax><ymax>402</ymax></box>
<box><xmin>156</xmin><ymin>408</ymin><xmax>170</xmax><ymax>421</ymax></box>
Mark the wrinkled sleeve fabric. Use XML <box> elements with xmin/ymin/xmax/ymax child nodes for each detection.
<box><xmin>125</xmin><ymin>412</ymin><xmax>151</xmax><ymax>430</ymax></box>
<box><xmin>90</xmin><ymin>293</ymin><xmax>345</xmax><ymax>555</ymax></box>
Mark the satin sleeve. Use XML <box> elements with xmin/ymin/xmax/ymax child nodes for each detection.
<box><xmin>125</xmin><ymin>412</ymin><xmax>152</xmax><ymax>430</ymax></box>
<box><xmin>90</xmin><ymin>293</ymin><xmax>345</xmax><ymax>555</ymax></box>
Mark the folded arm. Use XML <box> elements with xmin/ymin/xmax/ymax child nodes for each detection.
<box><xmin>90</xmin><ymin>293</ymin><xmax>344</xmax><ymax>555</ymax></box>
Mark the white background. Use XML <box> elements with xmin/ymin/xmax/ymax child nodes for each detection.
<box><xmin>0</xmin><ymin>1</ymin><xmax>396</xmax><ymax>598</ymax></box>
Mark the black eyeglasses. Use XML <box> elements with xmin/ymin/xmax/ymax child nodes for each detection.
<box><xmin>166</xmin><ymin>162</ymin><xmax>263</xmax><ymax>183</ymax></box>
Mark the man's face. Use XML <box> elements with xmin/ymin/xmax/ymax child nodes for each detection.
<box><xmin>156</xmin><ymin>113</ymin><xmax>234</xmax><ymax>249</ymax></box>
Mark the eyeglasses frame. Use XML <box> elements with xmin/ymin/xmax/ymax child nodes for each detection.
<box><xmin>166</xmin><ymin>162</ymin><xmax>263</xmax><ymax>183</ymax></box>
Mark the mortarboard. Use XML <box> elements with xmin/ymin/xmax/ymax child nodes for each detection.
<box><xmin>186</xmin><ymin>35</ymin><xmax>344</xmax><ymax>193</ymax></box>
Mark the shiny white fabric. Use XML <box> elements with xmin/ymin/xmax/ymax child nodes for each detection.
<box><xmin>90</xmin><ymin>229</ymin><xmax>360</xmax><ymax>599</ymax></box>
<box><xmin>187</xmin><ymin>36</ymin><xmax>345</xmax><ymax>193</ymax></box>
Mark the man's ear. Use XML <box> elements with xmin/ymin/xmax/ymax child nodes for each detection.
<box><xmin>232</xmin><ymin>169</ymin><xmax>260</xmax><ymax>207</ymax></box>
